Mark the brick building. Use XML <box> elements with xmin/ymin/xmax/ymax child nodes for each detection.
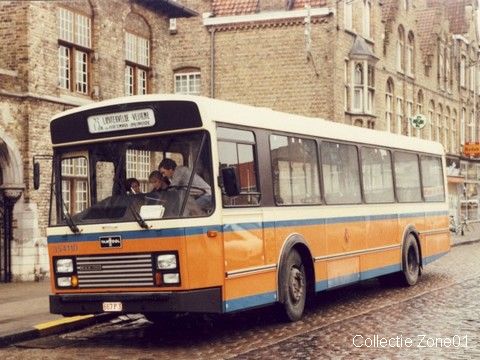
<box><xmin>0</xmin><ymin>0</ymin><xmax>196</xmax><ymax>281</ymax></box>
<box><xmin>172</xmin><ymin>0</ymin><xmax>480</xmax><ymax>224</ymax></box>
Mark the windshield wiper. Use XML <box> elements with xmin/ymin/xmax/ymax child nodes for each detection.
<box><xmin>52</xmin><ymin>185</ymin><xmax>80</xmax><ymax>234</ymax></box>
<box><xmin>128</xmin><ymin>199</ymin><xmax>149</xmax><ymax>230</ymax></box>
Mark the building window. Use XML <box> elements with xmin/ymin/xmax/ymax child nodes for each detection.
<box><xmin>385</xmin><ymin>79</ymin><xmax>394</xmax><ymax>133</ymax></box>
<box><xmin>367</xmin><ymin>65</ymin><xmax>374</xmax><ymax>113</ymax></box>
<box><xmin>344</xmin><ymin>0</ymin><xmax>352</xmax><ymax>31</ymax></box>
<box><xmin>446</xmin><ymin>47</ymin><xmax>452</xmax><ymax>91</ymax></box>
<box><xmin>470</xmin><ymin>65</ymin><xmax>475</xmax><ymax>92</ymax></box>
<box><xmin>452</xmin><ymin>109</ymin><xmax>457</xmax><ymax>153</ymax></box>
<box><xmin>57</xmin><ymin>7</ymin><xmax>91</xmax><ymax>94</ymax></box>
<box><xmin>445</xmin><ymin>107</ymin><xmax>450</xmax><ymax>151</ymax></box>
<box><xmin>353</xmin><ymin>63</ymin><xmax>364</xmax><ymax>111</ymax></box>
<box><xmin>406</xmin><ymin>100</ymin><xmax>413</xmax><ymax>136</ymax></box>
<box><xmin>124</xmin><ymin>32</ymin><xmax>150</xmax><ymax>96</ymax></box>
<box><xmin>407</xmin><ymin>32</ymin><xmax>414</xmax><ymax>77</ymax></box>
<box><xmin>61</xmin><ymin>157</ymin><xmax>89</xmax><ymax>214</ymax></box>
<box><xmin>460</xmin><ymin>55</ymin><xmax>467</xmax><ymax>88</ymax></box>
<box><xmin>416</xmin><ymin>90</ymin><xmax>423</xmax><ymax>138</ymax></box>
<box><xmin>344</xmin><ymin>60</ymin><xmax>350</xmax><ymax>111</ymax></box>
<box><xmin>461</xmin><ymin>108</ymin><xmax>466</xmax><ymax>145</ymax></box>
<box><xmin>174</xmin><ymin>72</ymin><xmax>201</xmax><ymax>95</ymax></box>
<box><xmin>469</xmin><ymin>111</ymin><xmax>475</xmax><ymax>142</ymax></box>
<box><xmin>438</xmin><ymin>44</ymin><xmax>444</xmax><ymax>90</ymax></box>
<box><xmin>397</xmin><ymin>26</ymin><xmax>405</xmax><ymax>73</ymax></box>
<box><xmin>362</xmin><ymin>0</ymin><xmax>371</xmax><ymax>39</ymax></box>
<box><xmin>436</xmin><ymin>104</ymin><xmax>442</xmax><ymax>143</ymax></box>
<box><xmin>428</xmin><ymin>101</ymin><xmax>435</xmax><ymax>141</ymax></box>
<box><xmin>396</xmin><ymin>97</ymin><xmax>403</xmax><ymax>135</ymax></box>
<box><xmin>126</xmin><ymin>150</ymin><xmax>151</xmax><ymax>193</ymax></box>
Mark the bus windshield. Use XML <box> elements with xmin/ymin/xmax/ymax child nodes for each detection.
<box><xmin>50</xmin><ymin>130</ymin><xmax>213</xmax><ymax>227</ymax></box>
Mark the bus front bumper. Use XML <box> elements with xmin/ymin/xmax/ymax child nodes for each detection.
<box><xmin>50</xmin><ymin>287</ymin><xmax>222</xmax><ymax>315</ymax></box>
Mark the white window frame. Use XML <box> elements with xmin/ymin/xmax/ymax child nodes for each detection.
<box><xmin>57</xmin><ymin>8</ymin><xmax>91</xmax><ymax>93</ymax></box>
<box><xmin>344</xmin><ymin>0</ymin><xmax>352</xmax><ymax>31</ymax></box>
<box><xmin>174</xmin><ymin>72</ymin><xmax>201</xmax><ymax>95</ymax></box>
<box><xmin>124</xmin><ymin>32</ymin><xmax>150</xmax><ymax>96</ymax></box>
<box><xmin>362</xmin><ymin>0</ymin><xmax>371</xmax><ymax>39</ymax></box>
<box><xmin>396</xmin><ymin>97</ymin><xmax>403</xmax><ymax>135</ymax></box>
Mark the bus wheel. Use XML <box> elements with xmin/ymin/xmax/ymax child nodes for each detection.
<box><xmin>280</xmin><ymin>249</ymin><xmax>306</xmax><ymax>322</ymax></box>
<box><xmin>400</xmin><ymin>234</ymin><xmax>420</xmax><ymax>286</ymax></box>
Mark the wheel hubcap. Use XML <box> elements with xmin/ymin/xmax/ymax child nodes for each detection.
<box><xmin>289</xmin><ymin>267</ymin><xmax>304</xmax><ymax>304</ymax></box>
<box><xmin>407</xmin><ymin>245</ymin><xmax>418</xmax><ymax>277</ymax></box>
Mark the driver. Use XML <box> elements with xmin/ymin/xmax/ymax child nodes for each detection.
<box><xmin>158</xmin><ymin>158</ymin><xmax>212</xmax><ymax>209</ymax></box>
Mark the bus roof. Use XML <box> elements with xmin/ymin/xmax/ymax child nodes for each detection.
<box><xmin>51</xmin><ymin>94</ymin><xmax>444</xmax><ymax>155</ymax></box>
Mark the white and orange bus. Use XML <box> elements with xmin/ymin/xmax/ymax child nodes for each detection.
<box><xmin>41</xmin><ymin>95</ymin><xmax>450</xmax><ymax>322</ymax></box>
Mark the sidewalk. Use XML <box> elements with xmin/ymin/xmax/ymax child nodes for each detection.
<box><xmin>450</xmin><ymin>221</ymin><xmax>480</xmax><ymax>247</ymax></box>
<box><xmin>0</xmin><ymin>228</ymin><xmax>478</xmax><ymax>348</ymax></box>
<box><xmin>0</xmin><ymin>280</ymin><xmax>102</xmax><ymax>347</ymax></box>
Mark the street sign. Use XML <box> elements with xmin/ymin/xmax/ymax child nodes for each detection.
<box><xmin>410</xmin><ymin>114</ymin><xmax>427</xmax><ymax>129</ymax></box>
<box><xmin>463</xmin><ymin>143</ymin><xmax>480</xmax><ymax>157</ymax></box>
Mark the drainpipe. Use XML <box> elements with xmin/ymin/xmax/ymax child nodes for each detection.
<box><xmin>210</xmin><ymin>27</ymin><xmax>216</xmax><ymax>98</ymax></box>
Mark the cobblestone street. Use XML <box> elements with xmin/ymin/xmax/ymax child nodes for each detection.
<box><xmin>1</xmin><ymin>243</ymin><xmax>479</xmax><ymax>360</ymax></box>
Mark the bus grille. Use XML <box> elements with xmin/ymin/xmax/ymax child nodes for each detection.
<box><xmin>76</xmin><ymin>254</ymin><xmax>154</xmax><ymax>288</ymax></box>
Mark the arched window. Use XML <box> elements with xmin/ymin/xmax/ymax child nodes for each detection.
<box><xmin>353</xmin><ymin>63</ymin><xmax>364</xmax><ymax>111</ymax></box>
<box><xmin>57</xmin><ymin>4</ymin><xmax>93</xmax><ymax>94</ymax></box>
<box><xmin>385</xmin><ymin>78</ymin><xmax>394</xmax><ymax>132</ymax></box>
<box><xmin>124</xmin><ymin>12</ymin><xmax>151</xmax><ymax>96</ymax></box>
<box><xmin>363</xmin><ymin>0</ymin><xmax>371</xmax><ymax>39</ymax></box>
<box><xmin>397</xmin><ymin>26</ymin><xmax>405</xmax><ymax>72</ymax></box>
<box><xmin>461</xmin><ymin>107</ymin><xmax>466</xmax><ymax>144</ymax></box>
<box><xmin>439</xmin><ymin>41</ymin><xmax>444</xmax><ymax>90</ymax></box>
<box><xmin>445</xmin><ymin>106</ymin><xmax>450</xmax><ymax>151</ymax></box>
<box><xmin>174</xmin><ymin>67</ymin><xmax>201</xmax><ymax>95</ymax></box>
<box><xmin>428</xmin><ymin>101</ymin><xmax>435</xmax><ymax>141</ymax></box>
<box><xmin>407</xmin><ymin>32</ymin><xmax>415</xmax><ymax>76</ymax></box>
<box><xmin>452</xmin><ymin>109</ymin><xmax>458</xmax><ymax>153</ymax></box>
<box><xmin>415</xmin><ymin>90</ymin><xmax>423</xmax><ymax>138</ymax></box>
<box><xmin>446</xmin><ymin>46</ymin><xmax>452</xmax><ymax>91</ymax></box>
<box><xmin>436</xmin><ymin>104</ymin><xmax>442</xmax><ymax>143</ymax></box>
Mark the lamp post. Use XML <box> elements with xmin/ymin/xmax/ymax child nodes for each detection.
<box><xmin>0</xmin><ymin>184</ymin><xmax>23</xmax><ymax>283</ymax></box>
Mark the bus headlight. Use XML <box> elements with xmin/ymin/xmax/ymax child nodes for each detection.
<box><xmin>56</xmin><ymin>258</ymin><xmax>74</xmax><ymax>273</ymax></box>
<box><xmin>163</xmin><ymin>273</ymin><xmax>180</xmax><ymax>284</ymax></box>
<box><xmin>157</xmin><ymin>254</ymin><xmax>177</xmax><ymax>269</ymax></box>
<box><xmin>57</xmin><ymin>276</ymin><xmax>72</xmax><ymax>287</ymax></box>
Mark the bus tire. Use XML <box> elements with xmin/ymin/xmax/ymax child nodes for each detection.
<box><xmin>280</xmin><ymin>249</ymin><xmax>306</xmax><ymax>322</ymax></box>
<box><xmin>400</xmin><ymin>234</ymin><xmax>420</xmax><ymax>286</ymax></box>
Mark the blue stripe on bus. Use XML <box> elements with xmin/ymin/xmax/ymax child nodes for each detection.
<box><xmin>423</xmin><ymin>251</ymin><xmax>448</xmax><ymax>265</ymax></box>
<box><xmin>224</xmin><ymin>291</ymin><xmax>277</xmax><ymax>312</ymax></box>
<box><xmin>225</xmin><ymin>253</ymin><xmax>448</xmax><ymax>312</ymax></box>
<box><xmin>47</xmin><ymin>210</ymin><xmax>449</xmax><ymax>244</ymax></box>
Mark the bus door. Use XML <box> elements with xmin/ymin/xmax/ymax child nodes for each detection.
<box><xmin>217</xmin><ymin>127</ymin><xmax>272</xmax><ymax>311</ymax></box>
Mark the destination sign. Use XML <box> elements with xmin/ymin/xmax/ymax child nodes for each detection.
<box><xmin>87</xmin><ymin>108</ymin><xmax>155</xmax><ymax>134</ymax></box>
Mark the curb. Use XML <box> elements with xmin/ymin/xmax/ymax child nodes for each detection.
<box><xmin>0</xmin><ymin>313</ymin><xmax>116</xmax><ymax>348</ymax></box>
<box><xmin>451</xmin><ymin>237</ymin><xmax>480</xmax><ymax>247</ymax></box>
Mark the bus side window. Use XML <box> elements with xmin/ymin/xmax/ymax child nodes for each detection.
<box><xmin>270</xmin><ymin>134</ymin><xmax>321</xmax><ymax>205</ymax></box>
<box><xmin>360</xmin><ymin>147</ymin><xmax>395</xmax><ymax>203</ymax></box>
<box><xmin>393</xmin><ymin>151</ymin><xmax>422</xmax><ymax>202</ymax></box>
<box><xmin>321</xmin><ymin>142</ymin><xmax>362</xmax><ymax>204</ymax></box>
<box><xmin>420</xmin><ymin>155</ymin><xmax>445</xmax><ymax>202</ymax></box>
<box><xmin>217</xmin><ymin>127</ymin><xmax>259</xmax><ymax>207</ymax></box>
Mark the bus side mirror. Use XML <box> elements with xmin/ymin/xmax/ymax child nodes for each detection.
<box><xmin>33</xmin><ymin>162</ymin><xmax>40</xmax><ymax>190</ymax></box>
<box><xmin>221</xmin><ymin>167</ymin><xmax>240</xmax><ymax>197</ymax></box>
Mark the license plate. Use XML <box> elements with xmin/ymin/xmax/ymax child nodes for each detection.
<box><xmin>102</xmin><ymin>302</ymin><xmax>123</xmax><ymax>312</ymax></box>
